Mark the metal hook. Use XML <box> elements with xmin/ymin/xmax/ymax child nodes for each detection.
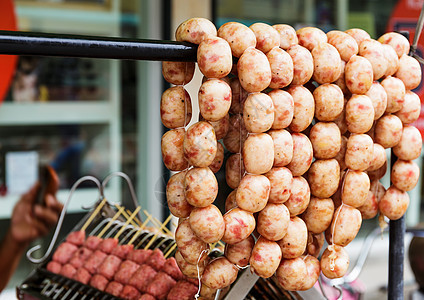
<box><xmin>318</xmin><ymin>275</ymin><xmax>343</xmax><ymax>300</ymax></box>
<box><xmin>102</xmin><ymin>171</ymin><xmax>141</xmax><ymax>219</ymax></box>
<box><xmin>26</xmin><ymin>175</ymin><xmax>102</xmax><ymax>264</ymax></box>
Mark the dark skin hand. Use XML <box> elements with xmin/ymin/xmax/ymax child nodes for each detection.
<box><xmin>0</xmin><ymin>182</ymin><xmax>63</xmax><ymax>292</ymax></box>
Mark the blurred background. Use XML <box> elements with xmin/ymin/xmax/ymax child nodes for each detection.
<box><xmin>0</xmin><ymin>0</ymin><xmax>423</xmax><ymax>299</ymax></box>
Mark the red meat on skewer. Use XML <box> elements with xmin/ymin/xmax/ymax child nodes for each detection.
<box><xmin>98</xmin><ymin>238</ymin><xmax>119</xmax><ymax>254</ymax></box>
<box><xmin>121</xmin><ymin>285</ymin><xmax>141</xmax><ymax>300</ymax></box>
<box><xmin>69</xmin><ymin>247</ymin><xmax>93</xmax><ymax>269</ymax></box>
<box><xmin>114</xmin><ymin>260</ymin><xmax>139</xmax><ymax>285</ymax></box>
<box><xmin>166</xmin><ymin>281</ymin><xmax>198</xmax><ymax>300</ymax></box>
<box><xmin>90</xmin><ymin>274</ymin><xmax>109</xmax><ymax>292</ymax></box>
<box><xmin>146</xmin><ymin>272</ymin><xmax>176</xmax><ymax>300</ymax></box>
<box><xmin>66</xmin><ymin>230</ymin><xmax>86</xmax><ymax>246</ymax></box>
<box><xmin>146</xmin><ymin>249</ymin><xmax>166</xmax><ymax>271</ymax></box>
<box><xmin>112</xmin><ymin>244</ymin><xmax>134</xmax><ymax>259</ymax></box>
<box><xmin>162</xmin><ymin>257</ymin><xmax>183</xmax><ymax>281</ymax></box>
<box><xmin>105</xmin><ymin>281</ymin><xmax>124</xmax><ymax>297</ymax></box>
<box><xmin>128</xmin><ymin>264</ymin><xmax>157</xmax><ymax>293</ymax></box>
<box><xmin>59</xmin><ymin>264</ymin><xmax>77</xmax><ymax>279</ymax></box>
<box><xmin>52</xmin><ymin>242</ymin><xmax>78</xmax><ymax>264</ymax></box>
<box><xmin>127</xmin><ymin>249</ymin><xmax>152</xmax><ymax>265</ymax></box>
<box><xmin>139</xmin><ymin>294</ymin><xmax>156</xmax><ymax>300</ymax></box>
<box><xmin>46</xmin><ymin>261</ymin><xmax>62</xmax><ymax>274</ymax></box>
<box><xmin>85</xmin><ymin>250</ymin><xmax>107</xmax><ymax>274</ymax></box>
<box><xmin>84</xmin><ymin>236</ymin><xmax>103</xmax><ymax>250</ymax></box>
<box><xmin>97</xmin><ymin>254</ymin><xmax>122</xmax><ymax>280</ymax></box>
<box><xmin>74</xmin><ymin>267</ymin><xmax>92</xmax><ymax>285</ymax></box>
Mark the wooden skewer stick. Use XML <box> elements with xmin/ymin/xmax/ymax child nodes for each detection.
<box><xmin>81</xmin><ymin>198</ymin><xmax>108</xmax><ymax>232</ymax></box>
<box><xmin>152</xmin><ymin>217</ymin><xmax>173</xmax><ymax>235</ymax></box>
<box><xmin>116</xmin><ymin>205</ymin><xmax>139</xmax><ymax>227</ymax></box>
<box><xmin>127</xmin><ymin>214</ymin><xmax>152</xmax><ymax>245</ymax></box>
<box><xmin>144</xmin><ymin>214</ymin><xmax>173</xmax><ymax>250</ymax></box>
<box><xmin>127</xmin><ymin>209</ymin><xmax>143</xmax><ymax>227</ymax></box>
<box><xmin>164</xmin><ymin>243</ymin><xmax>177</xmax><ymax>259</ymax></box>
<box><xmin>114</xmin><ymin>206</ymin><xmax>141</xmax><ymax>239</ymax></box>
<box><xmin>97</xmin><ymin>206</ymin><xmax>125</xmax><ymax>238</ymax></box>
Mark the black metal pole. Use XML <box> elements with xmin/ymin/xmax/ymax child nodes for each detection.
<box><xmin>0</xmin><ymin>30</ymin><xmax>198</xmax><ymax>61</ymax></box>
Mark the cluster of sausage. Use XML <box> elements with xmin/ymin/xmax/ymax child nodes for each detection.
<box><xmin>160</xmin><ymin>17</ymin><xmax>422</xmax><ymax>294</ymax></box>
<box><xmin>46</xmin><ymin>231</ymin><xmax>198</xmax><ymax>300</ymax></box>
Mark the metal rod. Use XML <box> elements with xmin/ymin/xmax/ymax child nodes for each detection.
<box><xmin>388</xmin><ymin>148</ymin><xmax>405</xmax><ymax>300</ymax></box>
<box><xmin>0</xmin><ymin>30</ymin><xmax>197</xmax><ymax>61</ymax></box>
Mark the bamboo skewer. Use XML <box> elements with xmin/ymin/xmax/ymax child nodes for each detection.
<box><xmin>164</xmin><ymin>243</ymin><xmax>177</xmax><ymax>259</ymax></box>
<box><xmin>127</xmin><ymin>214</ymin><xmax>152</xmax><ymax>245</ymax></box>
<box><xmin>144</xmin><ymin>214</ymin><xmax>173</xmax><ymax>250</ymax></box>
<box><xmin>81</xmin><ymin>198</ymin><xmax>108</xmax><ymax>232</ymax></box>
<box><xmin>115</xmin><ymin>205</ymin><xmax>139</xmax><ymax>227</ymax></box>
<box><xmin>114</xmin><ymin>207</ymin><xmax>141</xmax><ymax>239</ymax></box>
<box><xmin>97</xmin><ymin>206</ymin><xmax>125</xmax><ymax>238</ymax></box>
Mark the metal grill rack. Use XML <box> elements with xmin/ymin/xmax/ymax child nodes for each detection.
<box><xmin>0</xmin><ymin>26</ymin><xmax>417</xmax><ymax>300</ymax></box>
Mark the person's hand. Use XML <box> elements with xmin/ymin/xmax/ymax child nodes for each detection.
<box><xmin>9</xmin><ymin>183</ymin><xmax>63</xmax><ymax>246</ymax></box>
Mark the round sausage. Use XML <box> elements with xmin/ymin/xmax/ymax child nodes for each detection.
<box><xmin>243</xmin><ymin>133</ymin><xmax>274</xmax><ymax>174</ymax></box>
<box><xmin>368</xmin><ymin>160</ymin><xmax>388</xmax><ymax>181</ymax></box>
<box><xmin>237</xmin><ymin>47</ymin><xmax>271</xmax><ymax>92</ymax></box>
<box><xmin>267</xmin><ymin>47</ymin><xmax>293</xmax><ymax>89</ymax></box>
<box><xmin>309</xmin><ymin>122</ymin><xmax>341</xmax><ymax>159</ymax></box>
<box><xmin>184</xmin><ymin>121</ymin><xmax>217</xmax><ymax>167</ymax></box>
<box><xmin>381</xmin><ymin>76</ymin><xmax>406</xmax><ymax>113</ymax></box>
<box><xmin>345</xmin><ymin>55</ymin><xmax>373</xmax><ymax>94</ymax></box>
<box><xmin>345</xmin><ymin>94</ymin><xmax>375</xmax><ymax>134</ymax></box>
<box><xmin>286</xmin><ymin>45</ymin><xmax>314</xmax><ymax>85</ymax></box>
<box><xmin>225</xmin><ymin>235</ymin><xmax>255</xmax><ymax>267</ymax></box>
<box><xmin>302</xmin><ymin>197</ymin><xmax>335</xmax><ymax>234</ymax></box>
<box><xmin>201</xmin><ymin>257</ymin><xmax>238</xmax><ymax>289</ymax></box>
<box><xmin>366</xmin><ymin>81</ymin><xmax>388</xmax><ymax>120</ymax></box>
<box><xmin>345</xmin><ymin>28</ymin><xmax>370</xmax><ymax>46</ymax></box>
<box><xmin>287</xmin><ymin>133</ymin><xmax>313</xmax><ymax>177</ymax></box>
<box><xmin>395</xmin><ymin>54</ymin><xmax>421</xmax><ymax>90</ymax></box>
<box><xmin>166</xmin><ymin>170</ymin><xmax>193</xmax><ymax>218</ymax></box>
<box><xmin>249</xmin><ymin>23</ymin><xmax>280</xmax><ymax>53</ymax></box>
<box><xmin>345</xmin><ymin>134</ymin><xmax>373</xmax><ymax>171</ymax></box>
<box><xmin>250</xmin><ymin>236</ymin><xmax>282</xmax><ymax>278</ymax></box>
<box><xmin>341</xmin><ymin>170</ymin><xmax>370</xmax><ymax>208</ymax></box>
<box><xmin>257</xmin><ymin>203</ymin><xmax>290</xmax><ymax>241</ymax></box>
<box><xmin>288</xmin><ymin>86</ymin><xmax>315</xmax><ymax>132</ymax></box>
<box><xmin>197</xmin><ymin>36</ymin><xmax>232</xmax><ymax>79</ymax></box>
<box><xmin>268</xmin><ymin>90</ymin><xmax>294</xmax><ymax>130</ymax></box>
<box><xmin>184</xmin><ymin>167</ymin><xmax>218</xmax><ymax>207</ymax></box>
<box><xmin>327</xmin><ymin>30</ymin><xmax>359</xmax><ymax>61</ymax></box>
<box><xmin>320</xmin><ymin>245</ymin><xmax>349</xmax><ymax>279</ymax></box>
<box><xmin>161</xmin><ymin>86</ymin><xmax>192</xmax><ymax>129</ymax></box>
<box><xmin>285</xmin><ymin>176</ymin><xmax>310</xmax><ymax>216</ymax></box>
<box><xmin>307</xmin><ymin>159</ymin><xmax>340</xmax><ymax>198</ymax></box>
<box><xmin>276</xmin><ymin>257</ymin><xmax>308</xmax><ymax>291</ymax></box>
<box><xmin>162</xmin><ymin>61</ymin><xmax>195</xmax><ymax>85</ymax></box>
<box><xmin>217</xmin><ymin>22</ymin><xmax>256</xmax><ymax>57</ymax></box>
<box><xmin>161</xmin><ymin>128</ymin><xmax>188</xmax><ymax>171</ymax></box>
<box><xmin>311</xmin><ymin>42</ymin><xmax>342</xmax><ymax>84</ymax></box>
<box><xmin>314</xmin><ymin>84</ymin><xmax>344</xmax><ymax>122</ymax></box>
<box><xmin>265</xmin><ymin>167</ymin><xmax>293</xmax><ymax>204</ymax></box>
<box><xmin>225</xmin><ymin>189</ymin><xmax>238</xmax><ymax>212</ymax></box>
<box><xmin>378</xmin><ymin>32</ymin><xmax>410</xmax><ymax>58</ymax></box>
<box><xmin>393</xmin><ymin>125</ymin><xmax>422</xmax><ymax>161</ymax></box>
<box><xmin>175</xmin><ymin>219</ymin><xmax>209</xmax><ymax>264</ymax></box>
<box><xmin>379</xmin><ymin>185</ymin><xmax>410</xmax><ymax>220</ymax></box>
<box><xmin>367</xmin><ymin>143</ymin><xmax>387</xmax><ymax>172</ymax></box>
<box><xmin>223</xmin><ymin>114</ymin><xmax>247</xmax><ymax>153</ymax></box>
<box><xmin>357</xmin><ymin>190</ymin><xmax>379</xmax><ymax>220</ymax></box>
<box><xmin>209</xmin><ymin>142</ymin><xmax>224</xmax><ymax>173</ymax></box>
<box><xmin>358</xmin><ymin>39</ymin><xmax>388</xmax><ymax>80</ymax></box>
<box><xmin>268</xmin><ymin>129</ymin><xmax>293</xmax><ymax>167</ymax></box>
<box><xmin>225</xmin><ymin>153</ymin><xmax>245</xmax><ymax>189</ymax></box>
<box><xmin>189</xmin><ymin>204</ymin><xmax>225</xmax><ymax>243</ymax></box>
<box><xmin>395</xmin><ymin>90</ymin><xmax>421</xmax><ymax>125</ymax></box>
<box><xmin>243</xmin><ymin>93</ymin><xmax>275</xmax><ymax>133</ymax></box>
<box><xmin>175</xmin><ymin>18</ymin><xmax>217</xmax><ymax>44</ymax></box>
<box><xmin>236</xmin><ymin>174</ymin><xmax>271</xmax><ymax>213</ymax></box>
<box><xmin>382</xmin><ymin>44</ymin><xmax>400</xmax><ymax>77</ymax></box>
<box><xmin>272</xmin><ymin>24</ymin><xmax>298</xmax><ymax>49</ymax></box>
<box><xmin>302</xmin><ymin>255</ymin><xmax>321</xmax><ymax>290</ymax></box>
<box><xmin>198</xmin><ymin>79</ymin><xmax>232</xmax><ymax>122</ymax></box>
<box><xmin>175</xmin><ymin>250</ymin><xmax>209</xmax><ymax>278</ymax></box>
<box><xmin>374</xmin><ymin>114</ymin><xmax>403</xmax><ymax>148</ymax></box>
<box><xmin>200</xmin><ymin>113</ymin><xmax>230</xmax><ymax>141</ymax></box>
<box><xmin>391</xmin><ymin>159</ymin><xmax>420</xmax><ymax>192</ymax></box>
<box><xmin>277</xmin><ymin>217</ymin><xmax>308</xmax><ymax>259</ymax></box>
<box><xmin>222</xmin><ymin>208</ymin><xmax>256</xmax><ymax>244</ymax></box>
<box><xmin>296</xmin><ymin>27</ymin><xmax>327</xmax><ymax>51</ymax></box>
<box><xmin>328</xmin><ymin>205</ymin><xmax>362</xmax><ymax>247</ymax></box>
